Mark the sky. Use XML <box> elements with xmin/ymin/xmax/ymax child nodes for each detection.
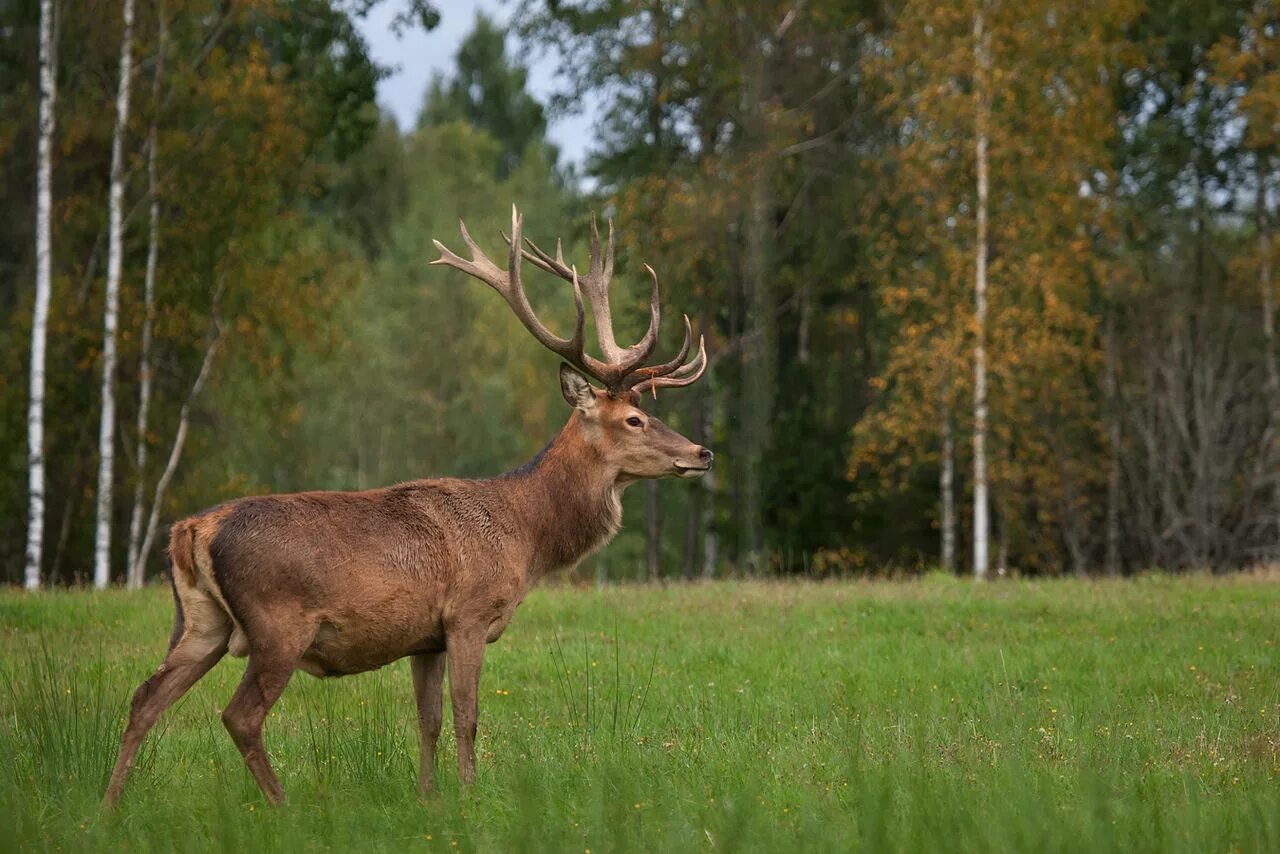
<box><xmin>355</xmin><ymin>0</ymin><xmax>598</xmax><ymax>166</ymax></box>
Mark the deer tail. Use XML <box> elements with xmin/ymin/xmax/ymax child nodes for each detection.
<box><xmin>164</xmin><ymin>521</ymin><xmax>197</xmax><ymax>652</ymax></box>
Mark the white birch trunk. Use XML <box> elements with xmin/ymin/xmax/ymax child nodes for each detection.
<box><xmin>26</xmin><ymin>0</ymin><xmax>58</xmax><ymax>591</ymax></box>
<box><xmin>941</xmin><ymin>397</ymin><xmax>956</xmax><ymax>573</ymax></box>
<box><xmin>93</xmin><ymin>0</ymin><xmax>138</xmax><ymax>589</ymax></box>
<box><xmin>971</xmin><ymin>7</ymin><xmax>991</xmax><ymax>581</ymax></box>
<box><xmin>126</xmin><ymin>6</ymin><xmax>166</xmax><ymax>589</ymax></box>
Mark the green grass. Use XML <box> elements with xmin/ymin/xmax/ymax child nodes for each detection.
<box><xmin>1</xmin><ymin>575</ymin><xmax>1278</xmax><ymax>852</ymax></box>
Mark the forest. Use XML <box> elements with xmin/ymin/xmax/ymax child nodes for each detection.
<box><xmin>1</xmin><ymin>0</ymin><xmax>1276</xmax><ymax>587</ymax></box>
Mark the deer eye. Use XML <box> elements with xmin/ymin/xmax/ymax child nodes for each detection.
<box><xmin>626</xmin><ymin>416</ymin><xmax>643</xmax><ymax>428</ymax></box>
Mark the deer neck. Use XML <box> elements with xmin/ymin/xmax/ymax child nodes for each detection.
<box><xmin>509</xmin><ymin>415</ymin><xmax>625</xmax><ymax>580</ymax></box>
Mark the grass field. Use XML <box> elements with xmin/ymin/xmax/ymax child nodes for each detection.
<box><xmin>1</xmin><ymin>575</ymin><xmax>1278</xmax><ymax>852</ymax></box>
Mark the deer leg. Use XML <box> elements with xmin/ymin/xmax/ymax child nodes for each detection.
<box><xmin>103</xmin><ymin>598</ymin><xmax>230</xmax><ymax>808</ymax></box>
<box><xmin>445</xmin><ymin>628</ymin><xmax>486</xmax><ymax>784</ymax></box>
<box><xmin>221</xmin><ymin>635</ymin><xmax>308</xmax><ymax>806</ymax></box>
<box><xmin>410</xmin><ymin>651</ymin><xmax>447</xmax><ymax>795</ymax></box>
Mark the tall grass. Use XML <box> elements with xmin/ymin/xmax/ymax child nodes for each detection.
<box><xmin>1</xmin><ymin>576</ymin><xmax>1277</xmax><ymax>852</ymax></box>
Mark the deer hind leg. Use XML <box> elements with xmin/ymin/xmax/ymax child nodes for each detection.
<box><xmin>103</xmin><ymin>589</ymin><xmax>230</xmax><ymax>808</ymax></box>
<box><xmin>220</xmin><ymin>626</ymin><xmax>313</xmax><ymax>805</ymax></box>
<box><xmin>410</xmin><ymin>651</ymin><xmax>447</xmax><ymax>796</ymax></box>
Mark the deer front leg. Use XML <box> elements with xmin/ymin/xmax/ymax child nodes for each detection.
<box><xmin>410</xmin><ymin>651</ymin><xmax>447</xmax><ymax>795</ymax></box>
<box><xmin>445</xmin><ymin>627</ymin><xmax>486</xmax><ymax>784</ymax></box>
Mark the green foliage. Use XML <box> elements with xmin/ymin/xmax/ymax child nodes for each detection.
<box><xmin>2</xmin><ymin>577</ymin><xmax>1278</xmax><ymax>850</ymax></box>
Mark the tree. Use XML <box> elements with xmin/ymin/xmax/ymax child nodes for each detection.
<box><xmin>972</xmin><ymin>5</ymin><xmax>991</xmax><ymax>579</ymax></box>
<box><xmin>93</xmin><ymin>0</ymin><xmax>138</xmax><ymax>588</ymax></box>
<box><xmin>420</xmin><ymin>13</ymin><xmax>551</xmax><ymax>177</ymax></box>
<box><xmin>126</xmin><ymin>0</ymin><xmax>167</xmax><ymax>589</ymax></box>
<box><xmin>25</xmin><ymin>0</ymin><xmax>57</xmax><ymax>590</ymax></box>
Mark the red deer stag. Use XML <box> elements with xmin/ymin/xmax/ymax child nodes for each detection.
<box><xmin>102</xmin><ymin>207</ymin><xmax>711</xmax><ymax>807</ymax></box>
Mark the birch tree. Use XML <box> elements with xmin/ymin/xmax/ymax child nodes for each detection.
<box><xmin>856</xmin><ymin>0</ymin><xmax>1134</xmax><ymax>574</ymax></box>
<box><xmin>126</xmin><ymin>3</ymin><xmax>166</xmax><ymax>589</ymax></box>
<box><xmin>25</xmin><ymin>0</ymin><xmax>58</xmax><ymax>591</ymax></box>
<box><xmin>94</xmin><ymin>0</ymin><xmax>137</xmax><ymax>588</ymax></box>
<box><xmin>971</xmin><ymin>5</ymin><xmax>991</xmax><ymax>580</ymax></box>
<box><xmin>941</xmin><ymin>401</ymin><xmax>957</xmax><ymax>572</ymax></box>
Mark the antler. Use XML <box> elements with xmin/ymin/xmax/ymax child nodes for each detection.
<box><xmin>435</xmin><ymin>206</ymin><xmax>707</xmax><ymax>396</ymax></box>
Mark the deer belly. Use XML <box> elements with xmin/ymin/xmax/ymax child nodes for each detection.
<box><xmin>298</xmin><ymin>618</ymin><xmax>444</xmax><ymax>678</ymax></box>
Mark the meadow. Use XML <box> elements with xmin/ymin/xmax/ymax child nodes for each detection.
<box><xmin>1</xmin><ymin>575</ymin><xmax>1277</xmax><ymax>852</ymax></box>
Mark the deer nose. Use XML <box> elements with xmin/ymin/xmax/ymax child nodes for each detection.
<box><xmin>698</xmin><ymin>447</ymin><xmax>714</xmax><ymax>467</ymax></box>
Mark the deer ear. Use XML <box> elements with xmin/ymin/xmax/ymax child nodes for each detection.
<box><xmin>559</xmin><ymin>364</ymin><xmax>598</xmax><ymax>411</ymax></box>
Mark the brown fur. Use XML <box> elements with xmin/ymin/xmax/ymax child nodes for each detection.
<box><xmin>102</xmin><ymin>379</ymin><xmax>712</xmax><ymax>806</ymax></box>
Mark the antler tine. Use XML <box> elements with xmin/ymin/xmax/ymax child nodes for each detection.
<box><xmin>588</xmin><ymin>213</ymin><xmax>614</xmax><ymax>284</ymax></box>
<box><xmin>632</xmin><ymin>334</ymin><xmax>707</xmax><ymax>395</ymax></box>
<box><xmin>620</xmin><ymin>262</ymin><xmax>662</xmax><ymax>371</ymax></box>
<box><xmin>622</xmin><ymin>313</ymin><xmax>692</xmax><ymax>392</ymax></box>
<box><xmin>513</xmin><ymin>232</ymin><xmax>572</xmax><ymax>279</ymax></box>
<box><xmin>431</xmin><ymin>220</ymin><xmax>508</xmax><ymax>294</ymax></box>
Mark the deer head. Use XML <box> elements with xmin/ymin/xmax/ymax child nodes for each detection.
<box><xmin>432</xmin><ymin>206</ymin><xmax>713</xmax><ymax>483</ymax></box>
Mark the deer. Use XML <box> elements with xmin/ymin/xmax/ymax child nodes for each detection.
<box><xmin>101</xmin><ymin>207</ymin><xmax>712</xmax><ymax>808</ymax></box>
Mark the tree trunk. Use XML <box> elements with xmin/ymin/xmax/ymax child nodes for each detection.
<box><xmin>1104</xmin><ymin>293</ymin><xmax>1121</xmax><ymax>575</ymax></box>
<box><xmin>797</xmin><ymin>280</ymin><xmax>812</xmax><ymax>365</ymax></box>
<box><xmin>971</xmin><ymin>6</ymin><xmax>991</xmax><ymax>581</ymax></box>
<box><xmin>682</xmin><ymin>385</ymin><xmax>707</xmax><ymax>580</ymax></box>
<box><xmin>26</xmin><ymin>0</ymin><xmax>58</xmax><ymax>591</ymax></box>
<box><xmin>126</xmin><ymin>4</ymin><xmax>166</xmax><ymax>589</ymax></box>
<box><xmin>996</xmin><ymin>502</ymin><xmax>1009</xmax><ymax>577</ymax></box>
<box><xmin>739</xmin><ymin>48</ymin><xmax>774</xmax><ymax>574</ymax></box>
<box><xmin>94</xmin><ymin>0</ymin><xmax>138</xmax><ymax>588</ymax></box>
<box><xmin>1258</xmin><ymin>159</ymin><xmax>1279</xmax><ymax>559</ymax></box>
<box><xmin>941</xmin><ymin>394</ymin><xmax>956</xmax><ymax>573</ymax></box>
<box><xmin>645</xmin><ymin>480</ymin><xmax>662</xmax><ymax>582</ymax></box>
<box><xmin>702</xmin><ymin>474</ymin><xmax>719</xmax><ymax>579</ymax></box>
<box><xmin>700</xmin><ymin>390</ymin><xmax>719</xmax><ymax>579</ymax></box>
<box><xmin>682</xmin><ymin>489</ymin><xmax>700</xmax><ymax>581</ymax></box>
